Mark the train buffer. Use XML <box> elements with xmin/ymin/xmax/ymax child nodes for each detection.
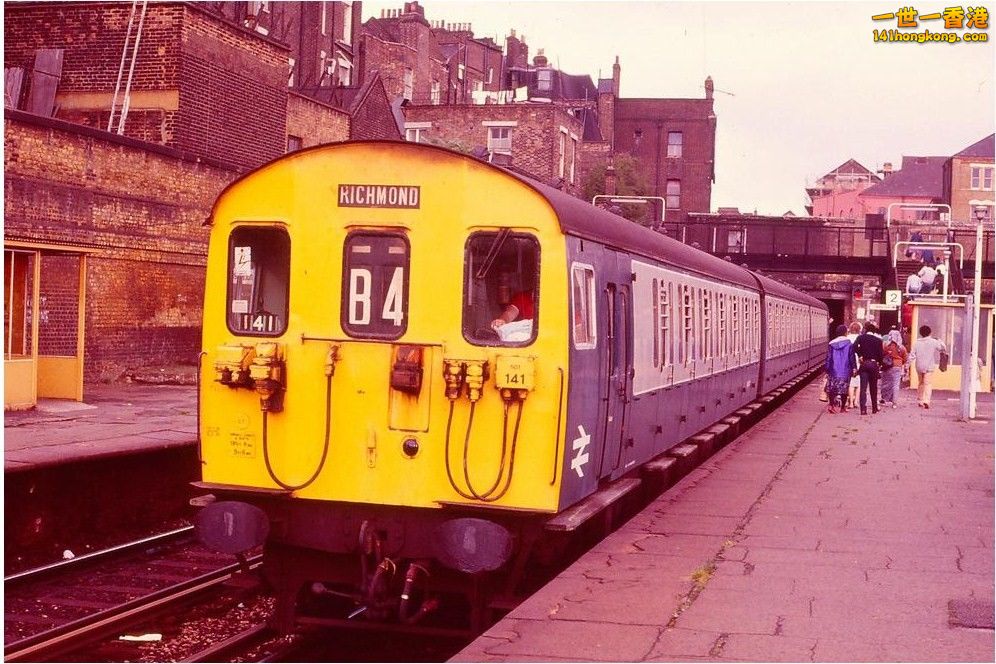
<box><xmin>453</xmin><ymin>383</ymin><xmax>994</xmax><ymax>663</ymax></box>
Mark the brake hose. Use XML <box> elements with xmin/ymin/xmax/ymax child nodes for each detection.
<box><xmin>262</xmin><ymin>373</ymin><xmax>333</xmax><ymax>491</ymax></box>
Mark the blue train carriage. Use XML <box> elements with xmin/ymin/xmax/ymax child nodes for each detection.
<box><xmin>193</xmin><ymin>140</ymin><xmax>828</xmax><ymax>630</ymax></box>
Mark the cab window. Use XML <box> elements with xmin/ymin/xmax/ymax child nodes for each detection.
<box><xmin>341</xmin><ymin>232</ymin><xmax>410</xmax><ymax>339</ymax></box>
<box><xmin>463</xmin><ymin>231</ymin><xmax>539</xmax><ymax>346</ymax></box>
<box><xmin>227</xmin><ymin>226</ymin><xmax>290</xmax><ymax>336</ymax></box>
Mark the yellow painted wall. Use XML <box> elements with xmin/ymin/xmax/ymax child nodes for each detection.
<box><xmin>4</xmin><ymin>359</ymin><xmax>36</xmax><ymax>410</ymax></box>
<box><xmin>37</xmin><ymin>356</ymin><xmax>83</xmax><ymax>400</ymax></box>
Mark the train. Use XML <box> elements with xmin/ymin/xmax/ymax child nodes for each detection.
<box><xmin>192</xmin><ymin>140</ymin><xmax>828</xmax><ymax>631</ymax></box>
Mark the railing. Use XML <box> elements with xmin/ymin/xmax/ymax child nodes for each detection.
<box><xmin>659</xmin><ymin>221</ymin><xmax>995</xmax><ymax>269</ymax></box>
<box><xmin>661</xmin><ymin>221</ymin><xmax>890</xmax><ymax>260</ymax></box>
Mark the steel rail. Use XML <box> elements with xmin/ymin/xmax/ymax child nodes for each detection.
<box><xmin>182</xmin><ymin>623</ymin><xmax>273</xmax><ymax>663</ymax></box>
<box><xmin>4</xmin><ymin>526</ymin><xmax>195</xmax><ymax>586</ymax></box>
<box><xmin>4</xmin><ymin>555</ymin><xmax>262</xmax><ymax>662</ymax></box>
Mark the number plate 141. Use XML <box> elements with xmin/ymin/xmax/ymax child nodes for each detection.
<box><xmin>495</xmin><ymin>356</ymin><xmax>535</xmax><ymax>390</ymax></box>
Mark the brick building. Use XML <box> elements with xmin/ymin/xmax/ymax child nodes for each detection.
<box><xmin>3</xmin><ymin>1</ymin><xmax>400</xmax><ymax>406</ymax></box>
<box><xmin>943</xmin><ymin>133</ymin><xmax>995</xmax><ymax>225</ymax></box>
<box><xmin>609</xmin><ymin>76</ymin><xmax>717</xmax><ymax>224</ymax></box>
<box><xmin>4</xmin><ymin>1</ymin><xmax>290</xmax><ymax>171</ymax></box>
<box><xmin>4</xmin><ymin>111</ymin><xmax>238</xmax><ymax>396</ymax></box>
<box><xmin>360</xmin><ymin>1</ymin><xmax>503</xmax><ymax>105</ymax></box>
<box><xmin>806</xmin><ymin>159</ymin><xmax>883</xmax><ymax>219</ymax></box>
<box><xmin>403</xmin><ymin>102</ymin><xmax>586</xmax><ymax>194</ymax></box>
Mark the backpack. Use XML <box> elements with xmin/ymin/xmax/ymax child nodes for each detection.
<box><xmin>939</xmin><ymin>350</ymin><xmax>949</xmax><ymax>372</ymax></box>
<box><xmin>881</xmin><ymin>353</ymin><xmax>895</xmax><ymax>369</ymax></box>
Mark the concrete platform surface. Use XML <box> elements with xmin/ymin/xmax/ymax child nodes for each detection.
<box><xmin>4</xmin><ymin>384</ymin><xmax>197</xmax><ymax>473</ymax></box>
<box><xmin>453</xmin><ymin>386</ymin><xmax>995</xmax><ymax>663</ymax></box>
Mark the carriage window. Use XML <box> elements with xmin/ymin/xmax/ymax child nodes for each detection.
<box><xmin>341</xmin><ymin>233</ymin><xmax>410</xmax><ymax>339</ymax></box>
<box><xmin>227</xmin><ymin>226</ymin><xmax>290</xmax><ymax>336</ymax></box>
<box><xmin>463</xmin><ymin>232</ymin><xmax>539</xmax><ymax>347</ymax></box>
<box><xmin>571</xmin><ymin>263</ymin><xmax>596</xmax><ymax>349</ymax></box>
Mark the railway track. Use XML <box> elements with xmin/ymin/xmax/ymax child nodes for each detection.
<box><xmin>4</xmin><ymin>527</ymin><xmax>261</xmax><ymax>662</ymax></box>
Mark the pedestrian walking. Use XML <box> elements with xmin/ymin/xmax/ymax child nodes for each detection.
<box><xmin>825</xmin><ymin>324</ymin><xmax>857</xmax><ymax>413</ymax></box>
<box><xmin>853</xmin><ymin>321</ymin><xmax>884</xmax><ymax>415</ymax></box>
<box><xmin>910</xmin><ymin>325</ymin><xmax>947</xmax><ymax>409</ymax></box>
<box><xmin>918</xmin><ymin>262</ymin><xmax>938</xmax><ymax>294</ymax></box>
<box><xmin>880</xmin><ymin>329</ymin><xmax>908</xmax><ymax>408</ymax></box>
<box><xmin>845</xmin><ymin>322</ymin><xmax>862</xmax><ymax>409</ymax></box>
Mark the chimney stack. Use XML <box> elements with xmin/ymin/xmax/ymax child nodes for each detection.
<box><xmin>704</xmin><ymin>75</ymin><xmax>714</xmax><ymax>100</ymax></box>
<box><xmin>612</xmin><ymin>56</ymin><xmax>620</xmax><ymax>96</ymax></box>
<box><xmin>533</xmin><ymin>48</ymin><xmax>548</xmax><ymax>67</ymax></box>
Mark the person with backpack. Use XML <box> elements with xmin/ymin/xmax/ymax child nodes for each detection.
<box><xmin>880</xmin><ymin>329</ymin><xmax>909</xmax><ymax>408</ymax></box>
<box><xmin>911</xmin><ymin>325</ymin><xmax>948</xmax><ymax>409</ymax></box>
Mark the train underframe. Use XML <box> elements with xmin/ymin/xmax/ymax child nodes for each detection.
<box><xmin>196</xmin><ymin>491</ymin><xmax>555</xmax><ymax>634</ymax></box>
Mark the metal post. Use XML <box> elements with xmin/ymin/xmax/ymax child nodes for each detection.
<box><xmin>969</xmin><ymin>221</ymin><xmax>983</xmax><ymax>418</ymax></box>
<box><xmin>960</xmin><ymin>295</ymin><xmax>975</xmax><ymax>421</ymax></box>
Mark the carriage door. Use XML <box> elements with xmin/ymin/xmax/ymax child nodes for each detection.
<box><xmin>598</xmin><ymin>275</ymin><xmax>633</xmax><ymax>479</ymax></box>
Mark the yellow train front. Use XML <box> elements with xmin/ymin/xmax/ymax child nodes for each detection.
<box><xmin>195</xmin><ymin>141</ymin><xmax>571</xmax><ymax>630</ymax></box>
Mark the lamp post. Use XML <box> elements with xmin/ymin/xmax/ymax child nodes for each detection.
<box><xmin>968</xmin><ymin>206</ymin><xmax>986</xmax><ymax>418</ymax></box>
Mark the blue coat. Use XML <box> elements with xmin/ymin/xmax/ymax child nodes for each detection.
<box><xmin>826</xmin><ymin>336</ymin><xmax>856</xmax><ymax>379</ymax></box>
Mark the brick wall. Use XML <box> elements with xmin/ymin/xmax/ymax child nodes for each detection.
<box><xmin>287</xmin><ymin>92</ymin><xmax>350</xmax><ymax>147</ymax></box>
<box><xmin>350</xmin><ymin>78</ymin><xmax>402</xmax><ymax>140</ymax></box>
<box><xmin>946</xmin><ymin>156</ymin><xmax>995</xmax><ymax>224</ymax></box>
<box><xmin>403</xmin><ymin>103</ymin><xmax>585</xmax><ymax>195</ymax></box>
<box><xmin>5</xmin><ymin>2</ymin><xmax>289</xmax><ymax>171</ymax></box>
<box><xmin>4</xmin><ymin>112</ymin><xmax>238</xmax><ymax>381</ymax></box>
<box><xmin>176</xmin><ymin>7</ymin><xmax>288</xmax><ymax>170</ymax></box>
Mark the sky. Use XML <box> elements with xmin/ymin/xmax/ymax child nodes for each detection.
<box><xmin>362</xmin><ymin>0</ymin><xmax>996</xmax><ymax>215</ymax></box>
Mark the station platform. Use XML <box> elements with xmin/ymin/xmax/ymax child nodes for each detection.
<box><xmin>4</xmin><ymin>384</ymin><xmax>197</xmax><ymax>473</ymax></box>
<box><xmin>453</xmin><ymin>384</ymin><xmax>995</xmax><ymax>663</ymax></box>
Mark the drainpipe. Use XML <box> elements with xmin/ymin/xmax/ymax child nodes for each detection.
<box><xmin>654</xmin><ymin>121</ymin><xmax>663</xmax><ymax>197</ymax></box>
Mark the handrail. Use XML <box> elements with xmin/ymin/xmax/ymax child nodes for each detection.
<box><xmin>892</xmin><ymin>241</ymin><xmax>963</xmax><ymax>269</ymax></box>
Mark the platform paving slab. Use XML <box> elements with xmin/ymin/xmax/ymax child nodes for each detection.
<box><xmin>4</xmin><ymin>384</ymin><xmax>197</xmax><ymax>472</ymax></box>
<box><xmin>453</xmin><ymin>386</ymin><xmax>994</xmax><ymax>662</ymax></box>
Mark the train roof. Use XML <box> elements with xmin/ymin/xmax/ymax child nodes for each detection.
<box><xmin>211</xmin><ymin>140</ymin><xmax>825</xmax><ymax>310</ymax></box>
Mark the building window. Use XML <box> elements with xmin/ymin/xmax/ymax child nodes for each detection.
<box><xmin>667</xmin><ymin>131</ymin><xmax>683</xmax><ymax>158</ymax></box>
<box><xmin>319</xmin><ymin>50</ymin><xmax>327</xmax><ymax>86</ymax></box>
<box><xmin>487</xmin><ymin>67</ymin><xmax>494</xmax><ymax>84</ymax></box>
<box><xmin>457</xmin><ymin>64</ymin><xmax>465</xmax><ymax>80</ymax></box>
<box><xmin>558</xmin><ymin>129</ymin><xmax>567</xmax><ymax>178</ymax></box>
<box><xmin>430</xmin><ymin>81</ymin><xmax>440</xmax><ymax>105</ymax></box>
<box><xmin>970</xmin><ymin>165</ymin><xmax>994</xmax><ymax>190</ymax></box>
<box><xmin>403</xmin><ymin>68</ymin><xmax>413</xmax><ymax>101</ymax></box>
<box><xmin>666</xmin><ymin>180</ymin><xmax>681</xmax><ymax>209</ymax></box>
<box><xmin>570</xmin><ymin>136</ymin><xmax>578</xmax><ymax>184</ymax></box>
<box><xmin>633</xmin><ymin>128</ymin><xmax>643</xmax><ymax>148</ymax></box>
<box><xmin>342</xmin><ymin>1</ymin><xmax>353</xmax><ymax>45</ymax></box>
<box><xmin>404</xmin><ymin>123</ymin><xmax>430</xmax><ymax>143</ymax></box>
<box><xmin>337</xmin><ymin>57</ymin><xmax>352</xmax><ymax>86</ymax></box>
<box><xmin>288</xmin><ymin>57</ymin><xmax>295</xmax><ymax>87</ymax></box>
<box><xmin>286</xmin><ymin>135</ymin><xmax>302</xmax><ymax>152</ymax></box>
<box><xmin>320</xmin><ymin>1</ymin><xmax>327</xmax><ymax>34</ymax></box>
<box><xmin>537</xmin><ymin>68</ymin><xmax>552</xmax><ymax>91</ymax></box>
<box><xmin>488</xmin><ymin>126</ymin><xmax>512</xmax><ymax>154</ymax></box>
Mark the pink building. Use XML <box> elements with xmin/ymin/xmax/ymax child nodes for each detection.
<box><xmin>807</xmin><ymin>159</ymin><xmax>882</xmax><ymax>219</ymax></box>
<box><xmin>858</xmin><ymin>156</ymin><xmax>947</xmax><ymax>224</ymax></box>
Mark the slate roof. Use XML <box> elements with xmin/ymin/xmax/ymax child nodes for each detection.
<box><xmin>953</xmin><ymin>133</ymin><xmax>995</xmax><ymax>158</ymax></box>
<box><xmin>860</xmin><ymin>156</ymin><xmax>947</xmax><ymax>198</ymax></box>
<box><xmin>818</xmin><ymin>158</ymin><xmax>880</xmax><ymax>181</ymax></box>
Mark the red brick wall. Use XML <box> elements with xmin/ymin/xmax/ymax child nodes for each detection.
<box><xmin>287</xmin><ymin>92</ymin><xmax>350</xmax><ymax>147</ymax></box>
<box><xmin>613</xmin><ymin>98</ymin><xmax>716</xmax><ymax>222</ymax></box>
<box><xmin>4</xmin><ymin>2</ymin><xmax>289</xmax><ymax>171</ymax></box>
<box><xmin>177</xmin><ymin>7</ymin><xmax>288</xmax><ymax>170</ymax></box>
<box><xmin>403</xmin><ymin>103</ymin><xmax>585</xmax><ymax>195</ymax></box>
<box><xmin>4</xmin><ymin>113</ymin><xmax>238</xmax><ymax>381</ymax></box>
<box><xmin>350</xmin><ymin>79</ymin><xmax>402</xmax><ymax>140</ymax></box>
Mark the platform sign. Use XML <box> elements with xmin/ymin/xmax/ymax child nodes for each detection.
<box><xmin>884</xmin><ymin>290</ymin><xmax>902</xmax><ymax>308</ymax></box>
